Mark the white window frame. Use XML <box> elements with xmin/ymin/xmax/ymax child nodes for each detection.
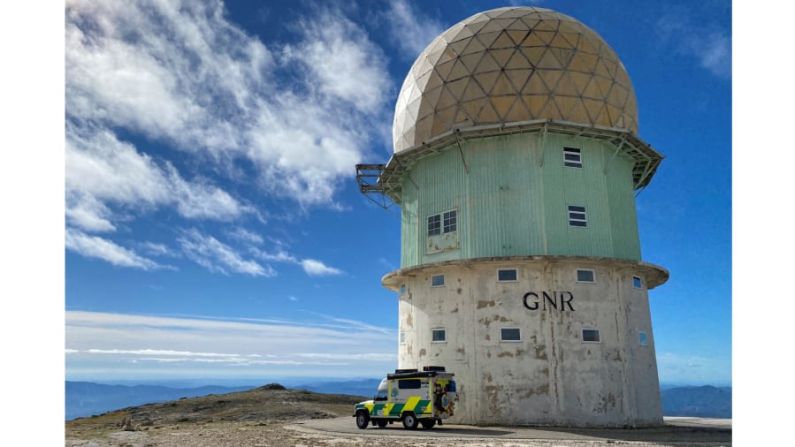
<box><xmin>431</xmin><ymin>327</ymin><xmax>447</xmax><ymax>343</ymax></box>
<box><xmin>582</xmin><ymin>327</ymin><xmax>601</xmax><ymax>344</ymax></box>
<box><xmin>563</xmin><ymin>147</ymin><xmax>583</xmax><ymax>168</ymax></box>
<box><xmin>442</xmin><ymin>209</ymin><xmax>457</xmax><ymax>234</ymax></box>
<box><xmin>568</xmin><ymin>205</ymin><xmax>588</xmax><ymax>227</ymax></box>
<box><xmin>638</xmin><ymin>330</ymin><xmax>648</xmax><ymax>346</ymax></box>
<box><xmin>431</xmin><ymin>274</ymin><xmax>445</xmax><ymax>288</ymax></box>
<box><xmin>497</xmin><ymin>267</ymin><xmax>519</xmax><ymax>283</ymax></box>
<box><xmin>576</xmin><ymin>268</ymin><xmax>596</xmax><ymax>284</ymax></box>
<box><xmin>427</xmin><ymin>209</ymin><xmax>458</xmax><ymax>236</ymax></box>
<box><xmin>632</xmin><ymin>276</ymin><xmax>644</xmax><ymax>289</ymax></box>
<box><xmin>500</xmin><ymin>327</ymin><xmax>522</xmax><ymax>343</ymax></box>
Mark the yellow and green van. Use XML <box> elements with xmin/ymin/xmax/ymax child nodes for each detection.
<box><xmin>353</xmin><ymin>367</ymin><xmax>456</xmax><ymax>430</ymax></box>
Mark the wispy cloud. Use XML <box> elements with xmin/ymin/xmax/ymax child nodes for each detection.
<box><xmin>177</xmin><ymin>229</ymin><xmax>275</xmax><ymax>277</ymax></box>
<box><xmin>657</xmin><ymin>351</ymin><xmax>731</xmax><ymax>384</ymax></box>
<box><xmin>66</xmin><ymin>0</ymin><xmax>391</xmax><ymax>213</ymax></box>
<box><xmin>656</xmin><ymin>11</ymin><xmax>731</xmax><ymax>78</ymax></box>
<box><xmin>386</xmin><ymin>0</ymin><xmax>445</xmax><ymax>59</ymax></box>
<box><xmin>65</xmin><ymin>311</ymin><xmax>396</xmax><ymax>379</ymax></box>
<box><xmin>301</xmin><ymin>259</ymin><xmax>344</xmax><ymax>276</ymax></box>
<box><xmin>65</xmin><ymin>124</ymin><xmax>251</xmax><ymax>232</ymax></box>
<box><xmin>65</xmin><ymin>228</ymin><xmax>168</xmax><ymax>271</ymax></box>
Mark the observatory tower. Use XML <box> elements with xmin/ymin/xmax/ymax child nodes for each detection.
<box><xmin>357</xmin><ymin>7</ymin><xmax>668</xmax><ymax>427</ymax></box>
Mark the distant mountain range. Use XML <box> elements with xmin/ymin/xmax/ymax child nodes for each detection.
<box><xmin>66</xmin><ymin>380</ymin><xmax>731</xmax><ymax>420</ymax></box>
<box><xmin>66</xmin><ymin>381</ymin><xmax>254</xmax><ymax>420</ymax></box>
<box><xmin>660</xmin><ymin>385</ymin><xmax>732</xmax><ymax>418</ymax></box>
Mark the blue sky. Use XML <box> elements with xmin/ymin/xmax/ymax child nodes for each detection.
<box><xmin>64</xmin><ymin>0</ymin><xmax>731</xmax><ymax>385</ymax></box>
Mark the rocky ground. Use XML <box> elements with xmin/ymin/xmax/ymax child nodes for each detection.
<box><xmin>66</xmin><ymin>385</ymin><xmax>730</xmax><ymax>446</ymax></box>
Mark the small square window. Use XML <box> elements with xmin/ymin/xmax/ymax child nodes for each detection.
<box><xmin>633</xmin><ymin>276</ymin><xmax>643</xmax><ymax>289</ymax></box>
<box><xmin>568</xmin><ymin>205</ymin><xmax>587</xmax><ymax>227</ymax></box>
<box><xmin>576</xmin><ymin>269</ymin><xmax>595</xmax><ymax>283</ymax></box>
<box><xmin>498</xmin><ymin>268</ymin><xmax>518</xmax><ymax>282</ymax></box>
<box><xmin>639</xmin><ymin>331</ymin><xmax>648</xmax><ymax>346</ymax></box>
<box><xmin>500</xmin><ymin>328</ymin><xmax>521</xmax><ymax>342</ymax></box>
<box><xmin>431</xmin><ymin>275</ymin><xmax>445</xmax><ymax>287</ymax></box>
<box><xmin>432</xmin><ymin>328</ymin><xmax>446</xmax><ymax>343</ymax></box>
<box><xmin>563</xmin><ymin>147</ymin><xmax>582</xmax><ymax>168</ymax></box>
<box><xmin>443</xmin><ymin>210</ymin><xmax>457</xmax><ymax>233</ymax></box>
<box><xmin>427</xmin><ymin>214</ymin><xmax>441</xmax><ymax>236</ymax></box>
<box><xmin>582</xmin><ymin>329</ymin><xmax>600</xmax><ymax>343</ymax></box>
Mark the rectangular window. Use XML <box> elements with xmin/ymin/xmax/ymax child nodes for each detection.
<box><xmin>399</xmin><ymin>284</ymin><xmax>406</xmax><ymax>295</ymax></box>
<box><xmin>500</xmin><ymin>328</ymin><xmax>521</xmax><ymax>342</ymax></box>
<box><xmin>497</xmin><ymin>268</ymin><xmax>518</xmax><ymax>282</ymax></box>
<box><xmin>443</xmin><ymin>210</ymin><xmax>457</xmax><ymax>233</ymax></box>
<box><xmin>633</xmin><ymin>276</ymin><xmax>643</xmax><ymax>289</ymax></box>
<box><xmin>576</xmin><ymin>269</ymin><xmax>595</xmax><ymax>283</ymax></box>
<box><xmin>399</xmin><ymin>331</ymin><xmax>406</xmax><ymax>345</ymax></box>
<box><xmin>582</xmin><ymin>329</ymin><xmax>601</xmax><ymax>343</ymax></box>
<box><xmin>431</xmin><ymin>275</ymin><xmax>445</xmax><ymax>287</ymax></box>
<box><xmin>639</xmin><ymin>331</ymin><xmax>648</xmax><ymax>346</ymax></box>
<box><xmin>427</xmin><ymin>214</ymin><xmax>441</xmax><ymax>236</ymax></box>
<box><xmin>563</xmin><ymin>147</ymin><xmax>582</xmax><ymax>168</ymax></box>
<box><xmin>398</xmin><ymin>379</ymin><xmax>421</xmax><ymax>389</ymax></box>
<box><xmin>568</xmin><ymin>205</ymin><xmax>587</xmax><ymax>227</ymax></box>
<box><xmin>432</xmin><ymin>328</ymin><xmax>446</xmax><ymax>343</ymax></box>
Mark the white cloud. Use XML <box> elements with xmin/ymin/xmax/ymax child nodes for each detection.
<box><xmin>227</xmin><ymin>227</ymin><xmax>264</xmax><ymax>245</ymax></box>
<box><xmin>65</xmin><ymin>228</ymin><xmax>166</xmax><ymax>270</ymax></box>
<box><xmin>65</xmin><ymin>125</ymin><xmax>250</xmax><ymax>230</ymax></box>
<box><xmin>177</xmin><ymin>229</ymin><xmax>274</xmax><ymax>277</ymax></box>
<box><xmin>386</xmin><ymin>0</ymin><xmax>445</xmax><ymax>58</ymax></box>
<box><xmin>65</xmin><ymin>311</ymin><xmax>396</xmax><ymax>379</ymax></box>
<box><xmin>286</xmin><ymin>11</ymin><xmax>391</xmax><ymax>113</ymax></box>
<box><xmin>66</xmin><ymin>0</ymin><xmax>392</xmax><ymax>214</ymax></box>
<box><xmin>301</xmin><ymin>258</ymin><xmax>344</xmax><ymax>276</ymax></box>
<box><xmin>656</xmin><ymin>12</ymin><xmax>731</xmax><ymax>78</ymax></box>
<box><xmin>657</xmin><ymin>351</ymin><xmax>731</xmax><ymax>384</ymax></box>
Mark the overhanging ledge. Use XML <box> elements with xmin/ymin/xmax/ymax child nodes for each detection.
<box><xmin>381</xmin><ymin>255</ymin><xmax>669</xmax><ymax>291</ymax></box>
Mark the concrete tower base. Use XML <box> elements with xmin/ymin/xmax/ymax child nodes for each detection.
<box><xmin>383</xmin><ymin>256</ymin><xmax>668</xmax><ymax>427</ymax></box>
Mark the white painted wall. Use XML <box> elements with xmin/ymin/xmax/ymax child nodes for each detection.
<box><xmin>392</xmin><ymin>257</ymin><xmax>663</xmax><ymax>427</ymax></box>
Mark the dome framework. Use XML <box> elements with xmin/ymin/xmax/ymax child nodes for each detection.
<box><xmin>393</xmin><ymin>7</ymin><xmax>638</xmax><ymax>154</ymax></box>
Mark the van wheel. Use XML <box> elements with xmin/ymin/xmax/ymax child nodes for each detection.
<box><xmin>421</xmin><ymin>419</ymin><xmax>436</xmax><ymax>429</ymax></box>
<box><xmin>376</xmin><ymin>419</ymin><xmax>388</xmax><ymax>428</ymax></box>
<box><xmin>402</xmin><ymin>412</ymin><xmax>419</xmax><ymax>430</ymax></box>
<box><xmin>355</xmin><ymin>411</ymin><xmax>370</xmax><ymax>429</ymax></box>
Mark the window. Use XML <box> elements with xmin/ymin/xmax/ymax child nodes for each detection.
<box><xmin>443</xmin><ymin>210</ymin><xmax>457</xmax><ymax>233</ymax></box>
<box><xmin>497</xmin><ymin>268</ymin><xmax>518</xmax><ymax>282</ymax></box>
<box><xmin>639</xmin><ymin>331</ymin><xmax>648</xmax><ymax>346</ymax></box>
<box><xmin>582</xmin><ymin>328</ymin><xmax>601</xmax><ymax>343</ymax></box>
<box><xmin>431</xmin><ymin>275</ymin><xmax>445</xmax><ymax>287</ymax></box>
<box><xmin>399</xmin><ymin>284</ymin><xmax>406</xmax><ymax>295</ymax></box>
<box><xmin>399</xmin><ymin>331</ymin><xmax>406</xmax><ymax>345</ymax></box>
<box><xmin>427</xmin><ymin>214</ymin><xmax>441</xmax><ymax>236</ymax></box>
<box><xmin>432</xmin><ymin>328</ymin><xmax>446</xmax><ymax>343</ymax></box>
<box><xmin>563</xmin><ymin>147</ymin><xmax>582</xmax><ymax>168</ymax></box>
<box><xmin>500</xmin><ymin>328</ymin><xmax>521</xmax><ymax>342</ymax></box>
<box><xmin>633</xmin><ymin>276</ymin><xmax>643</xmax><ymax>289</ymax></box>
<box><xmin>576</xmin><ymin>269</ymin><xmax>595</xmax><ymax>283</ymax></box>
<box><xmin>398</xmin><ymin>379</ymin><xmax>421</xmax><ymax>389</ymax></box>
<box><xmin>568</xmin><ymin>205</ymin><xmax>587</xmax><ymax>227</ymax></box>
<box><xmin>428</xmin><ymin>210</ymin><xmax>457</xmax><ymax>236</ymax></box>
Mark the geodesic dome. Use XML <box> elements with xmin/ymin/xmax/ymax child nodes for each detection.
<box><xmin>393</xmin><ymin>7</ymin><xmax>638</xmax><ymax>153</ymax></box>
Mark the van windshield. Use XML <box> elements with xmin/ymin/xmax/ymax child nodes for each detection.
<box><xmin>374</xmin><ymin>378</ymin><xmax>388</xmax><ymax>400</ymax></box>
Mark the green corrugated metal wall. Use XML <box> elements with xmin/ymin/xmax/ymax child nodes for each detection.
<box><xmin>399</xmin><ymin>131</ymin><xmax>641</xmax><ymax>268</ymax></box>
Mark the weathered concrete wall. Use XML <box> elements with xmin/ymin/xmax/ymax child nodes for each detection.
<box><xmin>391</xmin><ymin>257</ymin><xmax>663</xmax><ymax>427</ymax></box>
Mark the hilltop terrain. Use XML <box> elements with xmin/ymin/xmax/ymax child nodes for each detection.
<box><xmin>66</xmin><ymin>384</ymin><xmax>731</xmax><ymax>446</ymax></box>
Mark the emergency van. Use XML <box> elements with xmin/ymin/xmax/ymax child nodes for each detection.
<box><xmin>353</xmin><ymin>366</ymin><xmax>456</xmax><ymax>430</ymax></box>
